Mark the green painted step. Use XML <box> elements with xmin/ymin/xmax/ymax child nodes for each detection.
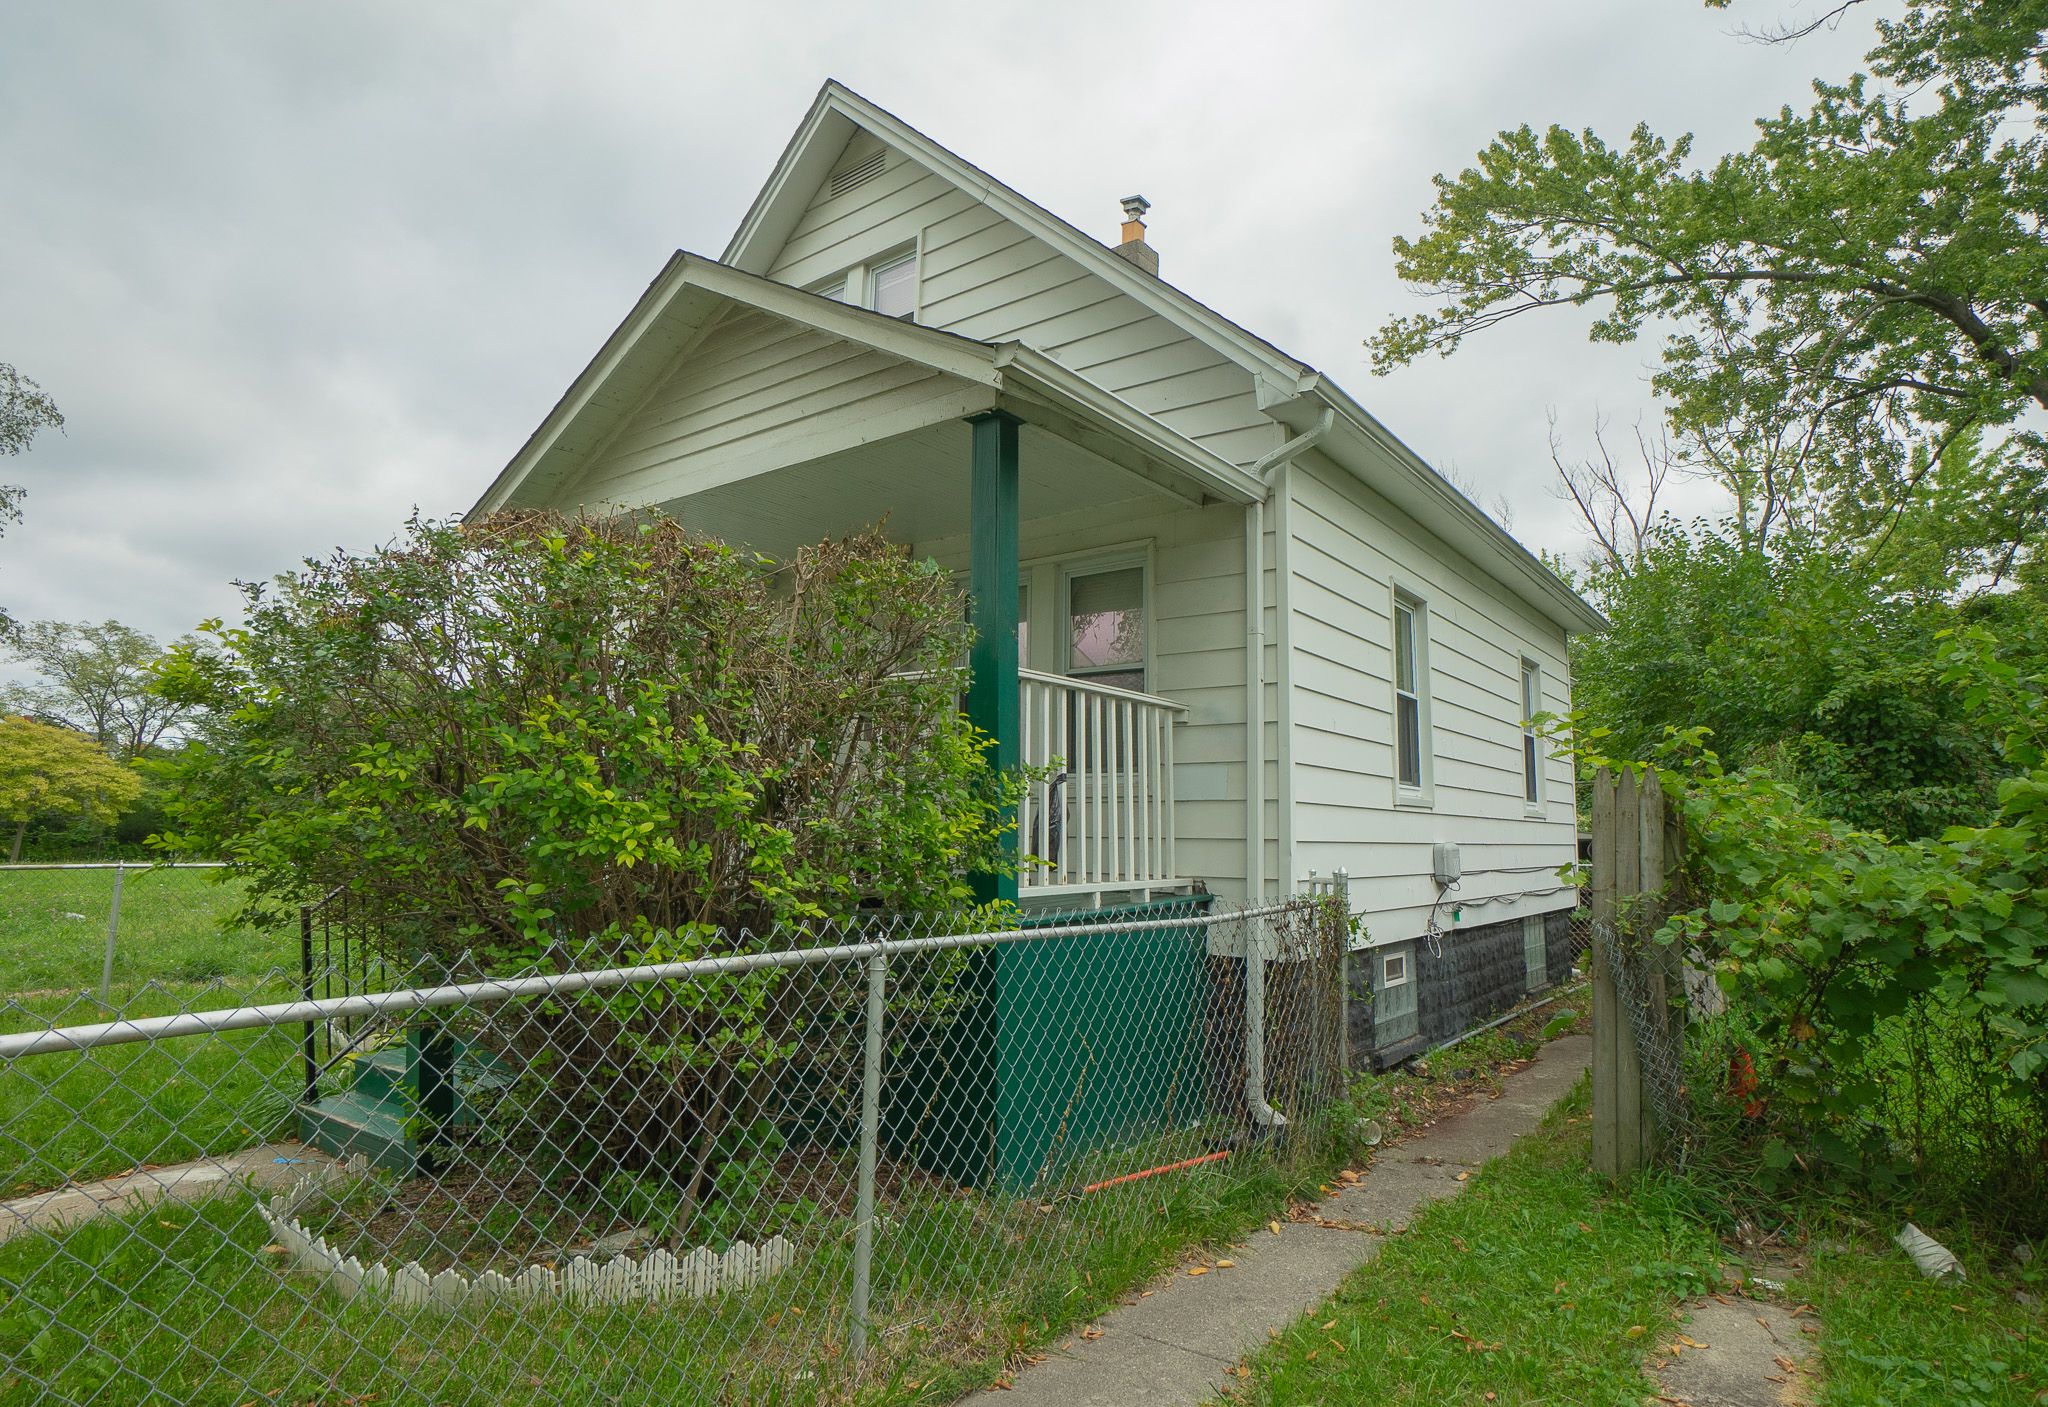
<box><xmin>345</xmin><ymin>1047</ymin><xmax>409</xmax><ymax>1102</ymax></box>
<box><xmin>297</xmin><ymin>1088</ymin><xmax>416</xmax><ymax>1177</ymax></box>
<box><xmin>300</xmin><ymin>1034</ymin><xmax>518</xmax><ymax>1178</ymax></box>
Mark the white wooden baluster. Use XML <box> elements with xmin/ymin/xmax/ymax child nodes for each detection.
<box><xmin>1020</xmin><ymin>676</ymin><xmax>1035</xmax><ymax>883</ymax></box>
<box><xmin>1137</xmin><ymin>705</ymin><xmax>1153</xmax><ymax>882</ymax></box>
<box><xmin>1163</xmin><ymin>708</ymin><xmax>1177</xmax><ymax>884</ymax></box>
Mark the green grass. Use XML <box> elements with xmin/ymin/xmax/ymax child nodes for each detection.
<box><xmin>0</xmin><ymin>867</ymin><xmax>289</xmax><ymax>995</ymax></box>
<box><xmin>0</xmin><ymin>1119</ymin><xmax>1345</xmax><ymax>1406</ymax></box>
<box><xmin>1798</xmin><ymin>1229</ymin><xmax>2046</xmax><ymax>1406</ymax></box>
<box><xmin>1217</xmin><ymin>1084</ymin><xmax>1724</xmax><ymax>1405</ymax></box>
<box><xmin>0</xmin><ymin>982</ymin><xmax>305</xmax><ymax>1194</ymax></box>
<box><xmin>1221</xmin><ymin>1079</ymin><xmax>2048</xmax><ymax>1407</ymax></box>
<box><xmin>0</xmin><ymin>869</ymin><xmax>303</xmax><ymax>1192</ymax></box>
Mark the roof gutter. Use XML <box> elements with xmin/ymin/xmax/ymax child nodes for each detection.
<box><xmin>1281</xmin><ymin>382</ymin><xmax>1606</xmax><ymax>635</ymax></box>
<box><xmin>1250</xmin><ymin>409</ymin><xmax>1334</xmax><ymax>486</ymax></box>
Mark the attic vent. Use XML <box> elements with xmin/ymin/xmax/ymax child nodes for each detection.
<box><xmin>829</xmin><ymin>150</ymin><xmax>887</xmax><ymax>198</ymax></box>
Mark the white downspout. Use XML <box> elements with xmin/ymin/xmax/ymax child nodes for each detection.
<box><xmin>1242</xmin><ymin>407</ymin><xmax>1334</xmax><ymax>1130</ymax></box>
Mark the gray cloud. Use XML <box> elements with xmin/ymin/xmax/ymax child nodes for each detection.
<box><xmin>0</xmin><ymin>0</ymin><xmax>1886</xmax><ymax>651</ymax></box>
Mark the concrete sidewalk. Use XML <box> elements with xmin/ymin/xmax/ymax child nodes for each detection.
<box><xmin>980</xmin><ymin>1034</ymin><xmax>1592</xmax><ymax>1406</ymax></box>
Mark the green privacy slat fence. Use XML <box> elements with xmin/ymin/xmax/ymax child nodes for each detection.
<box><xmin>995</xmin><ymin>894</ymin><xmax>1215</xmax><ymax>1189</ymax></box>
<box><xmin>913</xmin><ymin>894</ymin><xmax>1215</xmax><ymax>1190</ymax></box>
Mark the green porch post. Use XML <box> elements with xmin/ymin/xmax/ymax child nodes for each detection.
<box><xmin>965</xmin><ymin>409</ymin><xmax>1021</xmax><ymax>906</ymax></box>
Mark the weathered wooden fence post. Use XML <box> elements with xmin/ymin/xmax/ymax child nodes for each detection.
<box><xmin>1590</xmin><ymin>767</ymin><xmax>1685</xmax><ymax>1181</ymax></box>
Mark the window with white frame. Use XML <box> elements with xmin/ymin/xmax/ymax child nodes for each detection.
<box><xmin>803</xmin><ymin>249</ymin><xmax>918</xmax><ymax>320</ymax></box>
<box><xmin>1381</xmin><ymin>950</ymin><xmax>1409</xmax><ymax>987</ymax></box>
<box><xmin>1521</xmin><ymin>658</ymin><xmax>1542</xmax><ymax>805</ymax></box>
<box><xmin>1066</xmin><ymin>565</ymin><xmax>1146</xmax><ymax>693</ymax></box>
<box><xmin>868</xmin><ymin>252</ymin><xmax>917</xmax><ymax>320</ymax></box>
<box><xmin>1393</xmin><ymin>592</ymin><xmax>1428</xmax><ymax>793</ymax></box>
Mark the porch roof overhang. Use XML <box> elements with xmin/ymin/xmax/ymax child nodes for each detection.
<box><xmin>467</xmin><ymin>252</ymin><xmax>1265</xmax><ymax>524</ymax></box>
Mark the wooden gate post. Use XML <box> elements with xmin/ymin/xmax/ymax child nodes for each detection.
<box><xmin>1591</xmin><ymin>767</ymin><xmax>1683</xmax><ymax>1181</ymax></box>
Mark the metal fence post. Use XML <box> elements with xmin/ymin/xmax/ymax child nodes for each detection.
<box><xmin>848</xmin><ymin>947</ymin><xmax>888</xmax><ymax>1364</ymax></box>
<box><xmin>97</xmin><ymin>861</ymin><xmax>126</xmax><ymax>1005</ymax></box>
<box><xmin>1334</xmin><ymin>867</ymin><xmax>1352</xmax><ymax>1075</ymax></box>
<box><xmin>299</xmin><ymin>901</ymin><xmax>318</xmax><ymax>1104</ymax></box>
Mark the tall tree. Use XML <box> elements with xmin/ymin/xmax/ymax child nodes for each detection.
<box><xmin>0</xmin><ymin>364</ymin><xmax>64</xmax><ymax>642</ymax></box>
<box><xmin>1371</xmin><ymin>0</ymin><xmax>2048</xmax><ymax>577</ymax></box>
<box><xmin>3</xmin><ymin>620</ymin><xmax>197</xmax><ymax>758</ymax></box>
<box><xmin>0</xmin><ymin>716</ymin><xmax>141</xmax><ymax>863</ymax></box>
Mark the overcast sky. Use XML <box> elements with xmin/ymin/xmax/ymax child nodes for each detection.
<box><xmin>0</xmin><ymin>1</ymin><xmax>1888</xmax><ymax>649</ymax></box>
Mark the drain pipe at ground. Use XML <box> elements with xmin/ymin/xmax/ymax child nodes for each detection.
<box><xmin>1241</xmin><ymin>407</ymin><xmax>1335</xmax><ymax>1131</ymax></box>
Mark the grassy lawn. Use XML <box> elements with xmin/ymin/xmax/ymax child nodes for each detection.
<box><xmin>1217</xmin><ymin>1083</ymin><xmax>2048</xmax><ymax>1406</ymax></box>
<box><xmin>0</xmin><ymin>984</ymin><xmax>304</xmax><ymax>1194</ymax></box>
<box><xmin>0</xmin><ymin>866</ymin><xmax>290</xmax><ymax>995</ymax></box>
<box><xmin>1799</xmin><ymin>1231</ymin><xmax>2045</xmax><ymax>1406</ymax></box>
<box><xmin>1217</xmin><ymin>1086</ymin><xmax>1724</xmax><ymax>1406</ymax></box>
<box><xmin>0</xmin><ymin>867</ymin><xmax>303</xmax><ymax>1193</ymax></box>
<box><xmin>0</xmin><ymin>1116</ymin><xmax>1345</xmax><ymax>1406</ymax></box>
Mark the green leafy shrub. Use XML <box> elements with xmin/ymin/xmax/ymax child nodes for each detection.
<box><xmin>1571</xmin><ymin>625</ymin><xmax>2048</xmax><ymax>1228</ymax></box>
<box><xmin>152</xmin><ymin>510</ymin><xmax>1024</xmax><ymax>1195</ymax></box>
<box><xmin>1570</xmin><ymin>525</ymin><xmax>2013</xmax><ymax>839</ymax></box>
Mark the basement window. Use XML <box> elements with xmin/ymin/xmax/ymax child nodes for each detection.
<box><xmin>1381</xmin><ymin>950</ymin><xmax>1409</xmax><ymax>988</ymax></box>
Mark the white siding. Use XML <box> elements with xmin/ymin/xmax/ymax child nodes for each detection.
<box><xmin>1284</xmin><ymin>450</ymin><xmax>1578</xmax><ymax>943</ymax></box>
<box><xmin>915</xmin><ymin>499</ymin><xmax>1264</xmax><ymax>898</ymax></box>
<box><xmin>764</xmin><ymin>140</ymin><xmax>1279</xmax><ymax>468</ymax></box>
<box><xmin>536</xmin><ymin>127</ymin><xmax>1587</xmax><ymax>923</ymax></box>
<box><xmin>559</xmin><ymin>309</ymin><xmax>976</xmax><ymax>512</ymax></box>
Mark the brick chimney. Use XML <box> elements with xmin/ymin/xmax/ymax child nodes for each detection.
<box><xmin>1111</xmin><ymin>194</ymin><xmax>1158</xmax><ymax>277</ymax></box>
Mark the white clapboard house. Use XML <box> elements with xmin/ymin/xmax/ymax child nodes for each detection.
<box><xmin>468</xmin><ymin>81</ymin><xmax>1604</xmax><ymax>1065</ymax></box>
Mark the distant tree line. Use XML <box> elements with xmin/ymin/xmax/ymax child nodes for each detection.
<box><xmin>0</xmin><ymin>356</ymin><xmax>201</xmax><ymax>860</ymax></box>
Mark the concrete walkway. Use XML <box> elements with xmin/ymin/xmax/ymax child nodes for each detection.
<box><xmin>982</xmin><ymin>1034</ymin><xmax>1592</xmax><ymax>1406</ymax></box>
<box><xmin>0</xmin><ymin>1141</ymin><xmax>338</xmax><ymax>1244</ymax></box>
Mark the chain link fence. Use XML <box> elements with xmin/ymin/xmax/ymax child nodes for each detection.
<box><xmin>0</xmin><ymin>863</ymin><xmax>271</xmax><ymax>1003</ymax></box>
<box><xmin>0</xmin><ymin>895</ymin><xmax>1346</xmax><ymax>1405</ymax></box>
<box><xmin>1595</xmin><ymin>914</ymin><xmax>1698</xmax><ymax>1164</ymax></box>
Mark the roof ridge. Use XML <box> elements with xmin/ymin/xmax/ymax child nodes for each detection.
<box><xmin>723</xmin><ymin>80</ymin><xmax>1314</xmax><ymax>390</ymax></box>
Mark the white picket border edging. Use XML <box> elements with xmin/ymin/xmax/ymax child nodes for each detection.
<box><xmin>256</xmin><ymin>1160</ymin><xmax>798</xmax><ymax>1309</ymax></box>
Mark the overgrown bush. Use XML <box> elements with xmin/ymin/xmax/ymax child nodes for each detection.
<box><xmin>1574</xmin><ymin>626</ymin><xmax>2048</xmax><ymax>1229</ymax></box>
<box><xmin>154</xmin><ymin>511</ymin><xmax>1023</xmax><ymax>1191</ymax></box>
<box><xmin>1570</xmin><ymin>525</ymin><xmax>2019</xmax><ymax>839</ymax></box>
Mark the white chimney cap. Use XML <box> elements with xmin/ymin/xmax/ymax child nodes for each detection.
<box><xmin>1119</xmin><ymin>194</ymin><xmax>1151</xmax><ymax>223</ymax></box>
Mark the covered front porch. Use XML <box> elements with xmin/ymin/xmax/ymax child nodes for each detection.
<box><xmin>475</xmin><ymin>254</ymin><xmax>1266</xmax><ymax>905</ymax></box>
<box><xmin>683</xmin><ymin>405</ymin><xmax>1220</xmax><ymax>906</ymax></box>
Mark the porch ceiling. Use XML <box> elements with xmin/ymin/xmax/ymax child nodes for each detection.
<box><xmin>658</xmin><ymin>417</ymin><xmax>1172</xmax><ymax>559</ymax></box>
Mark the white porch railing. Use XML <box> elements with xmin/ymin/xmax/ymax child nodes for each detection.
<box><xmin>1018</xmin><ymin>668</ymin><xmax>1187</xmax><ymax>894</ymax></box>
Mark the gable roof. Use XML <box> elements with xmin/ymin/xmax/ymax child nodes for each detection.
<box><xmin>720</xmin><ymin>81</ymin><xmax>1601</xmax><ymax>634</ymax></box>
<box><xmin>466</xmin><ymin>251</ymin><xmax>1265</xmax><ymax>521</ymax></box>
<box><xmin>724</xmin><ymin>81</ymin><xmax>1315</xmax><ymax>405</ymax></box>
<box><xmin>473</xmin><ymin>81</ymin><xmax>1601</xmax><ymax>634</ymax></box>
